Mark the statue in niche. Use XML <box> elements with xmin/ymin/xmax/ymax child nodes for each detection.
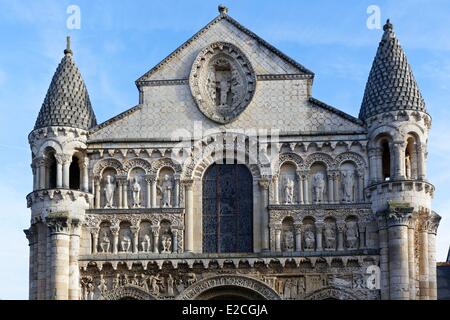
<box><xmin>283</xmin><ymin>230</ymin><xmax>294</xmax><ymax>252</ymax></box>
<box><xmin>149</xmin><ymin>275</ymin><xmax>163</xmax><ymax>295</ymax></box>
<box><xmin>121</xmin><ymin>230</ymin><xmax>132</xmax><ymax>252</ymax></box>
<box><xmin>283</xmin><ymin>279</ymin><xmax>292</xmax><ymax>299</ymax></box>
<box><xmin>158</xmin><ymin>174</ymin><xmax>173</xmax><ymax>208</ymax></box>
<box><xmin>324</xmin><ymin>224</ymin><xmax>336</xmax><ymax>250</ymax></box>
<box><xmin>112</xmin><ymin>274</ymin><xmax>120</xmax><ymax>290</ymax></box>
<box><xmin>167</xmin><ymin>274</ymin><xmax>174</xmax><ymax>297</ymax></box>
<box><xmin>100</xmin><ymin>231</ymin><xmax>110</xmax><ymax>253</ymax></box>
<box><xmin>345</xmin><ymin>221</ymin><xmax>359</xmax><ymax>249</ymax></box>
<box><xmin>131</xmin><ymin>177</ymin><xmax>141</xmax><ymax>208</ymax></box>
<box><xmin>405</xmin><ymin>154</ymin><xmax>412</xmax><ymax>179</ymax></box>
<box><xmin>141</xmin><ymin>233</ymin><xmax>151</xmax><ymax>252</ymax></box>
<box><xmin>87</xmin><ymin>282</ymin><xmax>95</xmax><ymax>300</ymax></box>
<box><xmin>208</xmin><ymin>59</ymin><xmax>232</xmax><ymax>109</ymax></box>
<box><xmin>104</xmin><ymin>175</ymin><xmax>115</xmax><ymax>208</ymax></box>
<box><xmin>341</xmin><ymin>171</ymin><xmax>354</xmax><ymax>203</ymax></box>
<box><xmin>97</xmin><ymin>274</ymin><xmax>108</xmax><ymax>294</ymax></box>
<box><xmin>312</xmin><ymin>172</ymin><xmax>325</xmax><ymax>203</ymax></box>
<box><xmin>122</xmin><ymin>274</ymin><xmax>129</xmax><ymax>286</ymax></box>
<box><xmin>297</xmin><ymin>277</ymin><xmax>306</xmax><ymax>295</ymax></box>
<box><xmin>161</xmin><ymin>234</ymin><xmax>172</xmax><ymax>253</ymax></box>
<box><xmin>131</xmin><ymin>274</ymin><xmax>139</xmax><ymax>286</ymax></box>
<box><xmin>284</xmin><ymin>177</ymin><xmax>294</xmax><ymax>204</ymax></box>
<box><xmin>304</xmin><ymin>228</ymin><xmax>315</xmax><ymax>250</ymax></box>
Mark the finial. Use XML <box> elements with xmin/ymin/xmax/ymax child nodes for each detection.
<box><xmin>218</xmin><ymin>4</ymin><xmax>228</xmax><ymax>15</ymax></box>
<box><xmin>64</xmin><ymin>36</ymin><xmax>73</xmax><ymax>55</ymax></box>
<box><xmin>383</xmin><ymin>19</ymin><xmax>393</xmax><ymax>32</ymax></box>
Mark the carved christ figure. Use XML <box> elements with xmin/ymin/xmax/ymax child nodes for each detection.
<box><xmin>158</xmin><ymin>174</ymin><xmax>173</xmax><ymax>208</ymax></box>
<box><xmin>312</xmin><ymin>172</ymin><xmax>325</xmax><ymax>203</ymax></box>
<box><xmin>141</xmin><ymin>234</ymin><xmax>151</xmax><ymax>252</ymax></box>
<box><xmin>121</xmin><ymin>230</ymin><xmax>132</xmax><ymax>252</ymax></box>
<box><xmin>284</xmin><ymin>177</ymin><xmax>294</xmax><ymax>204</ymax></box>
<box><xmin>341</xmin><ymin>171</ymin><xmax>354</xmax><ymax>203</ymax></box>
<box><xmin>100</xmin><ymin>231</ymin><xmax>110</xmax><ymax>253</ymax></box>
<box><xmin>104</xmin><ymin>175</ymin><xmax>115</xmax><ymax>208</ymax></box>
<box><xmin>161</xmin><ymin>234</ymin><xmax>172</xmax><ymax>253</ymax></box>
<box><xmin>131</xmin><ymin>177</ymin><xmax>141</xmax><ymax>208</ymax></box>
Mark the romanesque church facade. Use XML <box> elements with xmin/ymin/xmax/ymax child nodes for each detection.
<box><xmin>25</xmin><ymin>6</ymin><xmax>440</xmax><ymax>300</ymax></box>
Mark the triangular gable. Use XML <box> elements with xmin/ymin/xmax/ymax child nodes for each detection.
<box><xmin>136</xmin><ymin>13</ymin><xmax>314</xmax><ymax>85</ymax></box>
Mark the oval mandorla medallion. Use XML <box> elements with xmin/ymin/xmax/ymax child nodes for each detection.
<box><xmin>189</xmin><ymin>42</ymin><xmax>257</xmax><ymax>124</ymax></box>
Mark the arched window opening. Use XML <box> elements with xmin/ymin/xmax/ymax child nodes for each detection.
<box><xmin>47</xmin><ymin>151</ymin><xmax>57</xmax><ymax>189</ymax></box>
<box><xmin>381</xmin><ymin>140</ymin><xmax>391</xmax><ymax>181</ymax></box>
<box><xmin>69</xmin><ymin>155</ymin><xmax>81</xmax><ymax>190</ymax></box>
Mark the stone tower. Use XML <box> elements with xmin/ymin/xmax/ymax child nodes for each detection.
<box><xmin>360</xmin><ymin>20</ymin><xmax>441</xmax><ymax>299</ymax></box>
<box><xmin>25</xmin><ymin>37</ymin><xmax>97</xmax><ymax>300</ymax></box>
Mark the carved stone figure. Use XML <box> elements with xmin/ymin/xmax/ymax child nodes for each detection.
<box><xmin>140</xmin><ymin>274</ymin><xmax>149</xmax><ymax>292</ymax></box>
<box><xmin>284</xmin><ymin>177</ymin><xmax>294</xmax><ymax>204</ymax></box>
<box><xmin>342</xmin><ymin>171</ymin><xmax>354</xmax><ymax>203</ymax></box>
<box><xmin>149</xmin><ymin>275</ymin><xmax>163</xmax><ymax>295</ymax></box>
<box><xmin>158</xmin><ymin>174</ymin><xmax>173</xmax><ymax>208</ymax></box>
<box><xmin>167</xmin><ymin>274</ymin><xmax>174</xmax><ymax>296</ymax></box>
<box><xmin>141</xmin><ymin>234</ymin><xmax>151</xmax><ymax>252</ymax></box>
<box><xmin>304</xmin><ymin>228</ymin><xmax>315</xmax><ymax>250</ymax></box>
<box><xmin>186</xmin><ymin>272</ymin><xmax>197</xmax><ymax>287</ymax></box>
<box><xmin>121</xmin><ymin>230</ymin><xmax>132</xmax><ymax>252</ymax></box>
<box><xmin>312</xmin><ymin>172</ymin><xmax>325</xmax><ymax>203</ymax></box>
<box><xmin>131</xmin><ymin>177</ymin><xmax>141</xmax><ymax>208</ymax></box>
<box><xmin>283</xmin><ymin>279</ymin><xmax>292</xmax><ymax>299</ymax></box>
<box><xmin>297</xmin><ymin>277</ymin><xmax>306</xmax><ymax>294</ymax></box>
<box><xmin>324</xmin><ymin>224</ymin><xmax>336</xmax><ymax>250</ymax></box>
<box><xmin>97</xmin><ymin>274</ymin><xmax>108</xmax><ymax>294</ymax></box>
<box><xmin>283</xmin><ymin>230</ymin><xmax>294</xmax><ymax>252</ymax></box>
<box><xmin>405</xmin><ymin>154</ymin><xmax>412</xmax><ymax>179</ymax></box>
<box><xmin>161</xmin><ymin>234</ymin><xmax>172</xmax><ymax>253</ymax></box>
<box><xmin>100</xmin><ymin>231</ymin><xmax>110</xmax><ymax>253</ymax></box>
<box><xmin>345</xmin><ymin>221</ymin><xmax>359</xmax><ymax>249</ymax></box>
<box><xmin>104</xmin><ymin>175</ymin><xmax>115</xmax><ymax>208</ymax></box>
<box><xmin>112</xmin><ymin>274</ymin><xmax>120</xmax><ymax>290</ymax></box>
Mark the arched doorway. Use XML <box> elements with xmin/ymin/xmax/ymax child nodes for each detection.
<box><xmin>202</xmin><ymin>163</ymin><xmax>253</xmax><ymax>253</ymax></box>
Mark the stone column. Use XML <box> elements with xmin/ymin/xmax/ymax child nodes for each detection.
<box><xmin>327</xmin><ymin>173</ymin><xmax>334</xmax><ymax>203</ymax></box>
<box><xmin>294</xmin><ymin>224</ymin><xmax>302</xmax><ymax>252</ymax></box>
<box><xmin>174</xmin><ymin>174</ymin><xmax>180</xmax><ymax>207</ymax></box>
<box><xmin>377</xmin><ymin>214</ymin><xmax>390</xmax><ymax>300</ymax></box>
<box><xmin>259</xmin><ymin>178</ymin><xmax>270</xmax><ymax>252</ymax></box>
<box><xmin>358</xmin><ymin>172</ymin><xmax>364</xmax><ymax>202</ymax></box>
<box><xmin>427</xmin><ymin>213</ymin><xmax>441</xmax><ymax>300</ymax></box>
<box><xmin>418</xmin><ymin>216</ymin><xmax>429</xmax><ymax>300</ymax></box>
<box><xmin>38</xmin><ymin>157</ymin><xmax>47</xmax><ymax>190</ymax></box>
<box><xmin>386</xmin><ymin>205</ymin><xmax>412</xmax><ymax>300</ymax></box>
<box><xmin>131</xmin><ymin>226</ymin><xmax>139</xmax><ymax>254</ymax></box>
<box><xmin>358</xmin><ymin>222</ymin><xmax>366</xmax><ymax>249</ymax></box>
<box><xmin>336</xmin><ymin>222</ymin><xmax>345</xmax><ymax>251</ymax></box>
<box><xmin>151</xmin><ymin>177</ymin><xmax>158</xmax><ymax>208</ymax></box>
<box><xmin>296</xmin><ymin>171</ymin><xmax>303</xmax><ymax>204</ymax></box>
<box><xmin>94</xmin><ymin>178</ymin><xmax>101</xmax><ymax>209</ymax></box>
<box><xmin>417</xmin><ymin>144</ymin><xmax>426</xmax><ymax>180</ymax></box>
<box><xmin>333</xmin><ymin>172</ymin><xmax>339</xmax><ymax>203</ymax></box>
<box><xmin>315</xmin><ymin>222</ymin><xmax>324</xmax><ymax>251</ymax></box>
<box><xmin>152</xmin><ymin>227</ymin><xmax>160</xmax><ymax>253</ymax></box>
<box><xmin>183</xmin><ymin>180</ymin><xmax>194</xmax><ymax>253</ymax></box>
<box><xmin>117</xmin><ymin>180</ymin><xmax>123</xmax><ymax>209</ymax></box>
<box><xmin>54</xmin><ymin>155</ymin><xmax>63</xmax><ymax>188</ymax></box>
<box><xmin>172</xmin><ymin>229</ymin><xmax>178</xmax><ymax>254</ymax></box>
<box><xmin>272</xmin><ymin>176</ymin><xmax>279</xmax><ymax>205</ymax></box>
<box><xmin>145</xmin><ymin>176</ymin><xmax>152</xmax><ymax>208</ymax></box>
<box><xmin>368</xmin><ymin>147</ymin><xmax>379</xmax><ymax>184</ymax></box>
<box><xmin>393</xmin><ymin>141</ymin><xmax>406</xmax><ymax>179</ymax></box>
<box><xmin>68</xmin><ymin>220</ymin><xmax>80</xmax><ymax>300</ymax></box>
<box><xmin>24</xmin><ymin>227</ymin><xmax>37</xmax><ymax>300</ymax></box>
<box><xmin>61</xmin><ymin>154</ymin><xmax>72</xmax><ymax>189</ymax></box>
<box><xmin>46</xmin><ymin>216</ymin><xmax>71</xmax><ymax>300</ymax></box>
<box><xmin>407</xmin><ymin>216</ymin><xmax>417</xmax><ymax>300</ymax></box>
<box><xmin>302</xmin><ymin>173</ymin><xmax>309</xmax><ymax>204</ymax></box>
<box><xmin>275</xmin><ymin>228</ymin><xmax>282</xmax><ymax>252</ymax></box>
<box><xmin>122</xmin><ymin>180</ymin><xmax>128</xmax><ymax>209</ymax></box>
<box><xmin>36</xmin><ymin>223</ymin><xmax>47</xmax><ymax>300</ymax></box>
<box><xmin>111</xmin><ymin>226</ymin><xmax>119</xmax><ymax>255</ymax></box>
<box><xmin>80</xmin><ymin>158</ymin><xmax>89</xmax><ymax>192</ymax></box>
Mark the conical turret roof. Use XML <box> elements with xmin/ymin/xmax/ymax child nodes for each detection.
<box><xmin>34</xmin><ymin>37</ymin><xmax>97</xmax><ymax>130</ymax></box>
<box><xmin>359</xmin><ymin>20</ymin><xmax>426</xmax><ymax>120</ymax></box>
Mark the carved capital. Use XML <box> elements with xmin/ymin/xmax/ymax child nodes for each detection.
<box><xmin>385</xmin><ymin>202</ymin><xmax>414</xmax><ymax>227</ymax></box>
<box><xmin>46</xmin><ymin>216</ymin><xmax>70</xmax><ymax>234</ymax></box>
<box><xmin>427</xmin><ymin>212</ymin><xmax>441</xmax><ymax>235</ymax></box>
<box><xmin>181</xmin><ymin>179</ymin><xmax>194</xmax><ymax>188</ymax></box>
<box><xmin>258</xmin><ymin>177</ymin><xmax>270</xmax><ymax>190</ymax></box>
<box><xmin>24</xmin><ymin>227</ymin><xmax>36</xmax><ymax>244</ymax></box>
<box><xmin>55</xmin><ymin>153</ymin><xmax>72</xmax><ymax>165</ymax></box>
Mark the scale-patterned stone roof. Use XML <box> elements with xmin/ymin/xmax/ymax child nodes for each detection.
<box><xmin>359</xmin><ymin>20</ymin><xmax>426</xmax><ymax>120</ymax></box>
<box><xmin>34</xmin><ymin>41</ymin><xmax>97</xmax><ymax>130</ymax></box>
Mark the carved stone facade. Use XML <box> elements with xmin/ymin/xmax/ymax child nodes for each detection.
<box><xmin>25</xmin><ymin>7</ymin><xmax>440</xmax><ymax>300</ymax></box>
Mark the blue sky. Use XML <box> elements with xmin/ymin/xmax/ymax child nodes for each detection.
<box><xmin>0</xmin><ymin>0</ymin><xmax>449</xmax><ymax>299</ymax></box>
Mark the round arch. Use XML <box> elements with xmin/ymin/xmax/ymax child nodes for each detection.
<box><xmin>304</xmin><ymin>286</ymin><xmax>362</xmax><ymax>300</ymax></box>
<box><xmin>176</xmin><ymin>275</ymin><xmax>281</xmax><ymax>300</ymax></box>
<box><xmin>101</xmin><ymin>285</ymin><xmax>157</xmax><ymax>300</ymax></box>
